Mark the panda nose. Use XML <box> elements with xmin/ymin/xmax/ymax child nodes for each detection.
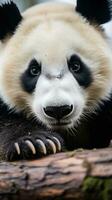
<box><xmin>44</xmin><ymin>105</ymin><xmax>73</xmax><ymax>120</ymax></box>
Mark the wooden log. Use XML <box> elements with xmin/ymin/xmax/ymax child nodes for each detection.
<box><xmin>0</xmin><ymin>148</ymin><xmax>112</xmax><ymax>200</ymax></box>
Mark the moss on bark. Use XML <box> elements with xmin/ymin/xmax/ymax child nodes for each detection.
<box><xmin>82</xmin><ymin>177</ymin><xmax>112</xmax><ymax>200</ymax></box>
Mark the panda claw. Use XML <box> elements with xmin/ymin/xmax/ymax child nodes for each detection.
<box><xmin>12</xmin><ymin>134</ymin><xmax>62</xmax><ymax>161</ymax></box>
<box><xmin>14</xmin><ymin>142</ymin><xmax>21</xmax><ymax>155</ymax></box>
<box><xmin>36</xmin><ymin>139</ymin><xmax>47</xmax><ymax>155</ymax></box>
<box><xmin>53</xmin><ymin>137</ymin><xmax>61</xmax><ymax>151</ymax></box>
<box><xmin>25</xmin><ymin>140</ymin><xmax>36</xmax><ymax>155</ymax></box>
<box><xmin>46</xmin><ymin>139</ymin><xmax>56</xmax><ymax>154</ymax></box>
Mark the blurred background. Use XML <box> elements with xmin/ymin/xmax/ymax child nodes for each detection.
<box><xmin>0</xmin><ymin>0</ymin><xmax>76</xmax><ymax>11</ymax></box>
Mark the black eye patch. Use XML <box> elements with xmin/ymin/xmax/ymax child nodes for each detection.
<box><xmin>21</xmin><ymin>59</ymin><xmax>41</xmax><ymax>93</ymax></box>
<box><xmin>68</xmin><ymin>55</ymin><xmax>93</xmax><ymax>88</ymax></box>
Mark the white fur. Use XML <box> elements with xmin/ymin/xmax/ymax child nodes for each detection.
<box><xmin>32</xmin><ymin>71</ymin><xmax>86</xmax><ymax>128</ymax></box>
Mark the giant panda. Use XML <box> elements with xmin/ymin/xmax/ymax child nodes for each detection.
<box><xmin>0</xmin><ymin>0</ymin><xmax>112</xmax><ymax>161</ymax></box>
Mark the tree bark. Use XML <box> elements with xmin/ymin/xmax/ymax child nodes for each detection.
<box><xmin>0</xmin><ymin>148</ymin><xmax>112</xmax><ymax>200</ymax></box>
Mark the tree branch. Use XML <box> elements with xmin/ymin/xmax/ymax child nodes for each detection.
<box><xmin>0</xmin><ymin>148</ymin><xmax>112</xmax><ymax>200</ymax></box>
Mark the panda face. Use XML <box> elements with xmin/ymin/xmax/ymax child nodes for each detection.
<box><xmin>0</xmin><ymin>3</ymin><xmax>112</xmax><ymax>130</ymax></box>
<box><xmin>20</xmin><ymin>50</ymin><xmax>92</xmax><ymax>129</ymax></box>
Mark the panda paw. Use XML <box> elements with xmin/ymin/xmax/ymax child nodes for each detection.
<box><xmin>7</xmin><ymin>133</ymin><xmax>64</xmax><ymax>161</ymax></box>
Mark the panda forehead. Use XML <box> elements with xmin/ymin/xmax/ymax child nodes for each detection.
<box><xmin>3</xmin><ymin>3</ymin><xmax>110</xmax><ymax>73</ymax></box>
<box><xmin>23</xmin><ymin>21</ymin><xmax>85</xmax><ymax>63</ymax></box>
<box><xmin>18</xmin><ymin>20</ymin><xmax>105</xmax><ymax>72</ymax></box>
<box><xmin>13</xmin><ymin>10</ymin><xmax>107</xmax><ymax>66</ymax></box>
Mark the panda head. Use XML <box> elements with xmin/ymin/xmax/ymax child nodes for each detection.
<box><xmin>0</xmin><ymin>0</ymin><xmax>112</xmax><ymax>130</ymax></box>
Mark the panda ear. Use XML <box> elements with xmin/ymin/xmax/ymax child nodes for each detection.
<box><xmin>0</xmin><ymin>1</ymin><xmax>22</xmax><ymax>40</ymax></box>
<box><xmin>76</xmin><ymin>0</ymin><xmax>111</xmax><ymax>24</ymax></box>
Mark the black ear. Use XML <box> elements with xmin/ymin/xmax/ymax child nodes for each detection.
<box><xmin>76</xmin><ymin>0</ymin><xmax>111</xmax><ymax>24</ymax></box>
<box><xmin>0</xmin><ymin>1</ymin><xmax>22</xmax><ymax>40</ymax></box>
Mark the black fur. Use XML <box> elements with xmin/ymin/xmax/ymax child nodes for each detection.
<box><xmin>0</xmin><ymin>99</ymin><xmax>65</xmax><ymax>161</ymax></box>
<box><xmin>0</xmin><ymin>1</ymin><xmax>22</xmax><ymax>40</ymax></box>
<box><xmin>76</xmin><ymin>0</ymin><xmax>111</xmax><ymax>24</ymax></box>
<box><xmin>21</xmin><ymin>59</ymin><xmax>41</xmax><ymax>93</ymax></box>
<box><xmin>68</xmin><ymin>55</ymin><xmax>93</xmax><ymax>88</ymax></box>
<box><xmin>63</xmin><ymin>96</ymin><xmax>112</xmax><ymax>150</ymax></box>
<box><xmin>0</xmin><ymin>94</ymin><xmax>111</xmax><ymax>161</ymax></box>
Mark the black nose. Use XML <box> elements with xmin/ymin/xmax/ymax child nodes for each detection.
<box><xmin>44</xmin><ymin>105</ymin><xmax>73</xmax><ymax>120</ymax></box>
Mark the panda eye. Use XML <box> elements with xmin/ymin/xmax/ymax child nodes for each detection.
<box><xmin>67</xmin><ymin>54</ymin><xmax>93</xmax><ymax>88</ymax></box>
<box><xmin>70</xmin><ymin>62</ymin><xmax>80</xmax><ymax>73</ymax></box>
<box><xmin>29</xmin><ymin>59</ymin><xmax>41</xmax><ymax>76</ymax></box>
<box><xmin>68</xmin><ymin>55</ymin><xmax>81</xmax><ymax>73</ymax></box>
<box><xmin>30</xmin><ymin>66</ymin><xmax>40</xmax><ymax>76</ymax></box>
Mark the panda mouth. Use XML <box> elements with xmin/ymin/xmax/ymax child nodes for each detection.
<box><xmin>49</xmin><ymin>120</ymin><xmax>72</xmax><ymax>128</ymax></box>
<box><xmin>52</xmin><ymin>122</ymin><xmax>70</xmax><ymax>126</ymax></box>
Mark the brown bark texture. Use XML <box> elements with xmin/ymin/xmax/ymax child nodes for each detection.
<box><xmin>0</xmin><ymin>148</ymin><xmax>112</xmax><ymax>200</ymax></box>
